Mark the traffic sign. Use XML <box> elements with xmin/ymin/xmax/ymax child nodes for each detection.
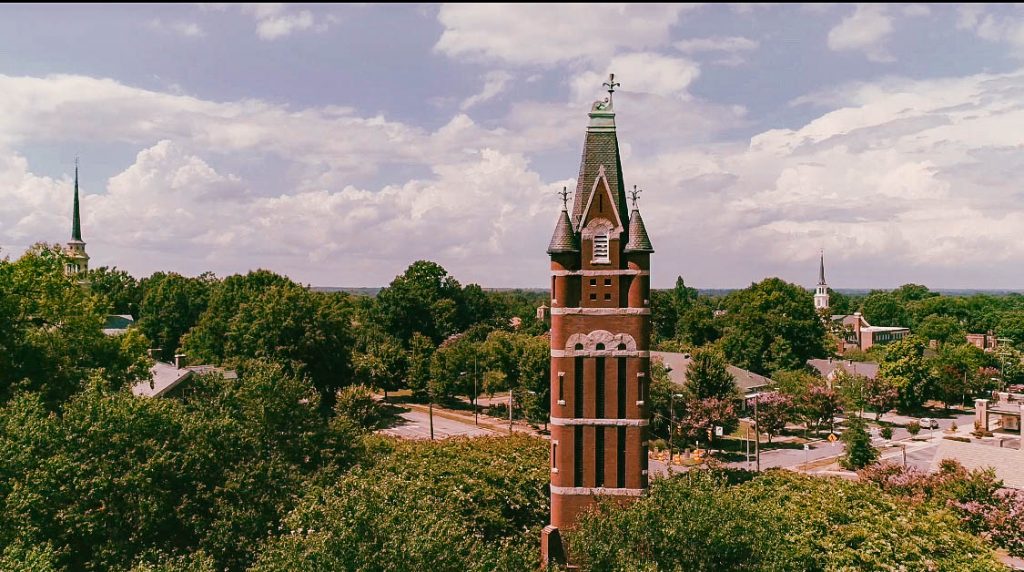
<box><xmin>828</xmin><ymin>433</ymin><xmax>837</xmax><ymax>443</ymax></box>
<box><xmin>715</xmin><ymin>426</ymin><xmax>724</xmax><ymax>437</ymax></box>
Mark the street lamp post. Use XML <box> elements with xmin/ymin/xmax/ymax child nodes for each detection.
<box><xmin>474</xmin><ymin>356</ymin><xmax>479</xmax><ymax>426</ymax></box>
<box><xmin>509</xmin><ymin>388</ymin><xmax>514</xmax><ymax>434</ymax></box>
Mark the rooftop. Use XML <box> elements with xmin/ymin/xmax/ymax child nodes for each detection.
<box><xmin>651</xmin><ymin>350</ymin><xmax>772</xmax><ymax>395</ymax></box>
<box><xmin>808</xmin><ymin>358</ymin><xmax>879</xmax><ymax>380</ymax></box>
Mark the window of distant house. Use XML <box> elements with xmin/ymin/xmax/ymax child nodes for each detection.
<box><xmin>593</xmin><ymin>233</ymin><xmax>609</xmax><ymax>263</ymax></box>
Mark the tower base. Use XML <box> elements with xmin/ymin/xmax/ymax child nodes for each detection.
<box><xmin>540</xmin><ymin>525</ymin><xmax>571</xmax><ymax>569</ymax></box>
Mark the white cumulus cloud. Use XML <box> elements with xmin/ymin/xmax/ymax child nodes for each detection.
<box><xmin>827</xmin><ymin>4</ymin><xmax>895</xmax><ymax>62</ymax></box>
<box><xmin>435</xmin><ymin>4</ymin><xmax>697</xmax><ymax>66</ymax></box>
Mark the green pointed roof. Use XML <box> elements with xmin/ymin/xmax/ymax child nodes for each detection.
<box><xmin>624</xmin><ymin>209</ymin><xmax>653</xmax><ymax>253</ymax></box>
<box><xmin>547</xmin><ymin>208</ymin><xmax>580</xmax><ymax>254</ymax></box>
<box><xmin>570</xmin><ymin>104</ymin><xmax>628</xmax><ymax>231</ymax></box>
<box><xmin>71</xmin><ymin>162</ymin><xmax>82</xmax><ymax>241</ymax></box>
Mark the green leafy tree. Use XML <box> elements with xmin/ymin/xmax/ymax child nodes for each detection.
<box><xmin>878</xmin><ymin>336</ymin><xmax>931</xmax><ymax>410</ymax></box>
<box><xmin>87</xmin><ymin>266</ymin><xmax>142</xmax><ymax>317</ymax></box>
<box><xmin>138</xmin><ymin>271</ymin><xmax>214</xmax><ymax>359</ymax></box>
<box><xmin>720</xmin><ymin>277</ymin><xmax>826</xmax><ymax>376</ymax></box>
<box><xmin>0</xmin><ymin>244</ymin><xmax>150</xmax><ymax>407</ymax></box>
<box><xmin>568</xmin><ymin>470</ymin><xmax>1003</xmax><ymax>571</ymax></box>
<box><xmin>352</xmin><ymin>328</ymin><xmax>406</xmax><ymax>400</ymax></box>
<box><xmin>405</xmin><ymin>333</ymin><xmax>435</xmax><ymax>397</ymax></box>
<box><xmin>841</xmin><ymin>417</ymin><xmax>879</xmax><ymax>470</ymax></box>
<box><xmin>374</xmin><ymin>261</ymin><xmax>464</xmax><ymax>345</ymax></box>
<box><xmin>251</xmin><ymin>435</ymin><xmax>546</xmax><ymax>572</ymax></box>
<box><xmin>772</xmin><ymin>369</ymin><xmax>819</xmax><ymax>403</ymax></box>
<box><xmin>917</xmin><ymin>314</ymin><xmax>966</xmax><ymax>347</ymax></box>
<box><xmin>181</xmin><ymin>270</ymin><xmax>293</xmax><ymax>364</ymax></box>
<box><xmin>861</xmin><ymin>290</ymin><xmax>911</xmax><ymax>328</ymax></box>
<box><xmin>827</xmin><ymin>288</ymin><xmax>852</xmax><ymax>315</ymax></box>
<box><xmin>222</xmin><ymin>284</ymin><xmax>355</xmax><ymax>412</ymax></box>
<box><xmin>684</xmin><ymin>347</ymin><xmax>736</xmax><ymax>401</ymax></box>
<box><xmin>430</xmin><ymin>334</ymin><xmax>480</xmax><ymax>400</ymax></box>
<box><xmin>997</xmin><ymin>310</ymin><xmax>1024</xmax><ymax>348</ymax></box>
<box><xmin>333</xmin><ymin>384</ymin><xmax>385</xmax><ymax>430</ymax></box>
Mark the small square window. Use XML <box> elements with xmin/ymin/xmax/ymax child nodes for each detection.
<box><xmin>604</xmin><ymin>278</ymin><xmax>612</xmax><ymax>287</ymax></box>
<box><xmin>604</xmin><ymin>293</ymin><xmax>612</xmax><ymax>300</ymax></box>
<box><xmin>589</xmin><ymin>278</ymin><xmax>597</xmax><ymax>286</ymax></box>
<box><xmin>589</xmin><ymin>293</ymin><xmax>597</xmax><ymax>301</ymax></box>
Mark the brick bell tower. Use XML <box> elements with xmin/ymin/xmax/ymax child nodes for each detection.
<box><xmin>541</xmin><ymin>74</ymin><xmax>654</xmax><ymax>567</ymax></box>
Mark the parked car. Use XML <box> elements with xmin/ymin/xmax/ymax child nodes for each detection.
<box><xmin>919</xmin><ymin>417</ymin><xmax>939</xmax><ymax>429</ymax></box>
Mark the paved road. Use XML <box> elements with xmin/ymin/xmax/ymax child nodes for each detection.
<box><xmin>650</xmin><ymin>410</ymin><xmax>981</xmax><ymax>477</ymax></box>
<box><xmin>379</xmin><ymin>408</ymin><xmax>497</xmax><ymax>440</ymax></box>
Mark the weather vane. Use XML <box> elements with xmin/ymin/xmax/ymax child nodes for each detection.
<box><xmin>602</xmin><ymin>73</ymin><xmax>620</xmax><ymax>106</ymax></box>
<box><xmin>558</xmin><ymin>186</ymin><xmax>571</xmax><ymax>209</ymax></box>
<box><xmin>629</xmin><ymin>185</ymin><xmax>642</xmax><ymax>209</ymax></box>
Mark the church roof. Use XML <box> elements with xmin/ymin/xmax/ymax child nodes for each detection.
<box><xmin>819</xmin><ymin>251</ymin><xmax>826</xmax><ymax>285</ymax></box>
<box><xmin>624</xmin><ymin>209</ymin><xmax>654</xmax><ymax>253</ymax></box>
<box><xmin>547</xmin><ymin>208</ymin><xmax>580</xmax><ymax>254</ymax></box>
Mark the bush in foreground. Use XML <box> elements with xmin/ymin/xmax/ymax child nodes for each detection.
<box><xmin>569</xmin><ymin>469</ymin><xmax>1003</xmax><ymax>571</ymax></box>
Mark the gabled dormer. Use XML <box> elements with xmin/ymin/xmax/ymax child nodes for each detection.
<box><xmin>579</xmin><ymin>165</ymin><xmax>625</xmax><ymax>268</ymax></box>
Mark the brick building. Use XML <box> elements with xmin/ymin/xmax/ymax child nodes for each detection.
<box><xmin>541</xmin><ymin>76</ymin><xmax>653</xmax><ymax>567</ymax></box>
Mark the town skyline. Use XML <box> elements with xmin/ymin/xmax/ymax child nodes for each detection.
<box><xmin>4</xmin><ymin>4</ymin><xmax>1024</xmax><ymax>289</ymax></box>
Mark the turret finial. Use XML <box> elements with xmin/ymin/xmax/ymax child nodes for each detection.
<box><xmin>629</xmin><ymin>185</ymin><xmax>642</xmax><ymax>209</ymax></box>
<box><xmin>558</xmin><ymin>186</ymin><xmax>571</xmax><ymax>210</ymax></box>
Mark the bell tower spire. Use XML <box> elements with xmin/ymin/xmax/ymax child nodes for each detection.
<box><xmin>542</xmin><ymin>75</ymin><xmax>652</xmax><ymax>569</ymax></box>
<box><xmin>814</xmin><ymin>249</ymin><xmax>829</xmax><ymax>310</ymax></box>
<box><xmin>65</xmin><ymin>157</ymin><xmax>90</xmax><ymax>276</ymax></box>
<box><xmin>72</xmin><ymin>157</ymin><xmax>82</xmax><ymax>241</ymax></box>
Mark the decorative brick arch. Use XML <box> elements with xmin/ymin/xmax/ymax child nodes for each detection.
<box><xmin>565</xmin><ymin>330</ymin><xmax>637</xmax><ymax>354</ymax></box>
<box><xmin>581</xmin><ymin>217</ymin><xmax>616</xmax><ymax>239</ymax></box>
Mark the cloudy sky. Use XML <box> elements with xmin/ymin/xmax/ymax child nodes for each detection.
<box><xmin>3</xmin><ymin>4</ymin><xmax>1024</xmax><ymax>289</ymax></box>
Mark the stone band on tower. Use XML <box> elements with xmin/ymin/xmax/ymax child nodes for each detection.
<box><xmin>541</xmin><ymin>75</ymin><xmax>653</xmax><ymax>567</ymax></box>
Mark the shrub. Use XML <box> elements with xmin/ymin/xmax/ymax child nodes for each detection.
<box><xmin>334</xmin><ymin>384</ymin><xmax>384</xmax><ymax>429</ymax></box>
<box><xmin>568</xmin><ymin>470</ymin><xmax>1004</xmax><ymax>571</ymax></box>
<box><xmin>841</xmin><ymin>417</ymin><xmax>879</xmax><ymax>470</ymax></box>
<box><xmin>880</xmin><ymin>426</ymin><xmax>894</xmax><ymax>440</ymax></box>
<box><xmin>906</xmin><ymin>420</ymin><xmax>921</xmax><ymax>437</ymax></box>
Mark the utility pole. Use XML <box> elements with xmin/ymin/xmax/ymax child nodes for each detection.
<box><xmin>509</xmin><ymin>387</ymin><xmax>514</xmax><ymax>433</ymax></box>
<box><xmin>429</xmin><ymin>389</ymin><xmax>435</xmax><ymax>441</ymax></box>
<box><xmin>754</xmin><ymin>395</ymin><xmax>761</xmax><ymax>472</ymax></box>
<box><xmin>474</xmin><ymin>356</ymin><xmax>479</xmax><ymax>426</ymax></box>
<box><xmin>745</xmin><ymin>424</ymin><xmax>751</xmax><ymax>470</ymax></box>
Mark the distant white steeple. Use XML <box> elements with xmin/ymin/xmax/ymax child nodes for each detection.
<box><xmin>814</xmin><ymin>250</ymin><xmax>829</xmax><ymax>310</ymax></box>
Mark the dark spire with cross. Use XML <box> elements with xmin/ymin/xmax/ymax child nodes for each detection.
<box><xmin>819</xmin><ymin>249</ymin><xmax>826</xmax><ymax>286</ymax></box>
<box><xmin>71</xmin><ymin>156</ymin><xmax>82</xmax><ymax>241</ymax></box>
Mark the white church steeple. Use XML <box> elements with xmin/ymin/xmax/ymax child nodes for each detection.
<box><xmin>814</xmin><ymin>250</ymin><xmax>829</xmax><ymax>310</ymax></box>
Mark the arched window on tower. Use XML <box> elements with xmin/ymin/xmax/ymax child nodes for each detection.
<box><xmin>593</xmin><ymin>233</ymin><xmax>610</xmax><ymax>263</ymax></box>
